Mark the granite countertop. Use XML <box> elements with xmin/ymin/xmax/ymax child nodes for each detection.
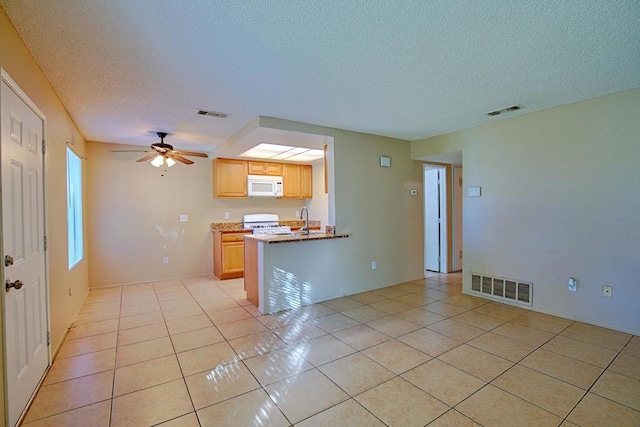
<box><xmin>211</xmin><ymin>220</ymin><xmax>321</xmax><ymax>232</ymax></box>
<box><xmin>244</xmin><ymin>232</ymin><xmax>349</xmax><ymax>244</ymax></box>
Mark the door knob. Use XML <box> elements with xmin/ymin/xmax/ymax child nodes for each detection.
<box><xmin>5</xmin><ymin>255</ymin><xmax>13</xmax><ymax>266</ymax></box>
<box><xmin>6</xmin><ymin>279</ymin><xmax>23</xmax><ymax>292</ymax></box>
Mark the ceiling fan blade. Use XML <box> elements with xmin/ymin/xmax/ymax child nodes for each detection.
<box><xmin>173</xmin><ymin>150</ymin><xmax>208</xmax><ymax>158</ymax></box>
<box><xmin>168</xmin><ymin>152</ymin><xmax>194</xmax><ymax>165</ymax></box>
<box><xmin>136</xmin><ymin>153</ymin><xmax>157</xmax><ymax>163</ymax></box>
<box><xmin>111</xmin><ymin>149</ymin><xmax>151</xmax><ymax>153</ymax></box>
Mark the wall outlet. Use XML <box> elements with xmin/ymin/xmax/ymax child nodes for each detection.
<box><xmin>295</xmin><ymin>211</ymin><xmax>300</xmax><ymax>218</ymax></box>
<box><xmin>602</xmin><ymin>285</ymin><xmax>613</xmax><ymax>298</ymax></box>
<box><xmin>180</xmin><ymin>214</ymin><xmax>188</xmax><ymax>222</ymax></box>
<box><xmin>163</xmin><ymin>257</ymin><xmax>169</xmax><ymax>265</ymax></box>
<box><xmin>371</xmin><ymin>261</ymin><xmax>377</xmax><ymax>270</ymax></box>
<box><xmin>224</xmin><ymin>211</ymin><xmax>230</xmax><ymax>220</ymax></box>
<box><xmin>568</xmin><ymin>277</ymin><xmax>577</xmax><ymax>292</ymax></box>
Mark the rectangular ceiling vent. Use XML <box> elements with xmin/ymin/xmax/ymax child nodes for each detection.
<box><xmin>486</xmin><ymin>105</ymin><xmax>523</xmax><ymax>117</ymax></box>
<box><xmin>197</xmin><ymin>110</ymin><xmax>232</xmax><ymax>119</ymax></box>
<box><xmin>470</xmin><ymin>272</ymin><xmax>532</xmax><ymax>306</ymax></box>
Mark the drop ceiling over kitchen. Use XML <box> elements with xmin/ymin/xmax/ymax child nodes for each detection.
<box><xmin>1</xmin><ymin>1</ymin><xmax>639</xmax><ymax>152</ymax></box>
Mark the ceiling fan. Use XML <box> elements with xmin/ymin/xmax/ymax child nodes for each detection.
<box><xmin>115</xmin><ymin>132</ymin><xmax>208</xmax><ymax>167</ymax></box>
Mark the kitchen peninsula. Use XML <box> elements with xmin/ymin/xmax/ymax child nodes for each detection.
<box><xmin>244</xmin><ymin>232</ymin><xmax>349</xmax><ymax>314</ymax></box>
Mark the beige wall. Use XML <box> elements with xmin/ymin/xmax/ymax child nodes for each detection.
<box><xmin>87</xmin><ymin>141</ymin><xmax>308</xmax><ymax>286</ymax></box>
<box><xmin>412</xmin><ymin>88</ymin><xmax>640</xmax><ymax>334</ymax></box>
<box><xmin>307</xmin><ymin>160</ymin><xmax>329</xmax><ymax>228</ymax></box>
<box><xmin>0</xmin><ymin>8</ymin><xmax>90</xmax><ymax>419</ymax></box>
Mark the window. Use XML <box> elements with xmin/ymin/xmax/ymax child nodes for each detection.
<box><xmin>67</xmin><ymin>148</ymin><xmax>83</xmax><ymax>269</ymax></box>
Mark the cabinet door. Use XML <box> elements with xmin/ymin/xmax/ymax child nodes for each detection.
<box><xmin>248</xmin><ymin>161</ymin><xmax>283</xmax><ymax>176</ymax></box>
<box><xmin>222</xmin><ymin>242</ymin><xmax>244</xmax><ymax>273</ymax></box>
<box><xmin>301</xmin><ymin>165</ymin><xmax>313</xmax><ymax>198</ymax></box>
<box><xmin>282</xmin><ymin>163</ymin><xmax>301</xmax><ymax>198</ymax></box>
<box><xmin>214</xmin><ymin>158</ymin><xmax>248</xmax><ymax>198</ymax></box>
<box><xmin>264</xmin><ymin>162</ymin><xmax>283</xmax><ymax>176</ymax></box>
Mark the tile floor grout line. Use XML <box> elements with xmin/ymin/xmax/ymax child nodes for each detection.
<box><xmin>24</xmin><ymin>274</ymin><xmax>639</xmax><ymax>426</ymax></box>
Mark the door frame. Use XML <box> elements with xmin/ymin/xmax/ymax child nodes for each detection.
<box><xmin>1</xmin><ymin>68</ymin><xmax>51</xmax><ymax>426</ymax></box>
<box><xmin>452</xmin><ymin>165</ymin><xmax>463</xmax><ymax>272</ymax></box>
<box><xmin>423</xmin><ymin>163</ymin><xmax>450</xmax><ymax>273</ymax></box>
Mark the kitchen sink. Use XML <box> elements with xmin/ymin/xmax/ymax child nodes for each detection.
<box><xmin>293</xmin><ymin>230</ymin><xmax>324</xmax><ymax>235</ymax></box>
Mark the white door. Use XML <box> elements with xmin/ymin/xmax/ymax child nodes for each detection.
<box><xmin>1</xmin><ymin>76</ymin><xmax>49</xmax><ymax>426</ymax></box>
<box><xmin>425</xmin><ymin>169</ymin><xmax>441</xmax><ymax>272</ymax></box>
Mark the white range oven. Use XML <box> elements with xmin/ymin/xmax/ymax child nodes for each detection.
<box><xmin>243</xmin><ymin>214</ymin><xmax>291</xmax><ymax>235</ymax></box>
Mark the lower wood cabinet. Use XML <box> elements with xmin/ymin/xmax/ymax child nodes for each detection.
<box><xmin>213</xmin><ymin>231</ymin><xmax>249</xmax><ymax>279</ymax></box>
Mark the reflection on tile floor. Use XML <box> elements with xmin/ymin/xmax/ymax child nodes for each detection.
<box><xmin>21</xmin><ymin>273</ymin><xmax>640</xmax><ymax>426</ymax></box>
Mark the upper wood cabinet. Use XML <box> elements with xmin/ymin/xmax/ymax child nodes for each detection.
<box><xmin>248</xmin><ymin>161</ymin><xmax>283</xmax><ymax>176</ymax></box>
<box><xmin>213</xmin><ymin>158</ymin><xmax>248</xmax><ymax>198</ymax></box>
<box><xmin>282</xmin><ymin>163</ymin><xmax>301</xmax><ymax>198</ymax></box>
<box><xmin>301</xmin><ymin>165</ymin><xmax>312</xmax><ymax>198</ymax></box>
<box><xmin>282</xmin><ymin>163</ymin><xmax>312</xmax><ymax>199</ymax></box>
<box><xmin>214</xmin><ymin>157</ymin><xmax>312</xmax><ymax>199</ymax></box>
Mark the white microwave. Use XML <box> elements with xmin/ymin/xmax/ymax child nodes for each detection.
<box><xmin>247</xmin><ymin>175</ymin><xmax>283</xmax><ymax>197</ymax></box>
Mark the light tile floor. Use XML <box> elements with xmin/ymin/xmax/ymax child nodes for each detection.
<box><xmin>21</xmin><ymin>273</ymin><xmax>640</xmax><ymax>426</ymax></box>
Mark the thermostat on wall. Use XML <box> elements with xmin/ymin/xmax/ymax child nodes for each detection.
<box><xmin>468</xmin><ymin>186</ymin><xmax>481</xmax><ymax>197</ymax></box>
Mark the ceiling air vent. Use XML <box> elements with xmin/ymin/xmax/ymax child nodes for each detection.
<box><xmin>197</xmin><ymin>110</ymin><xmax>232</xmax><ymax>119</ymax></box>
<box><xmin>486</xmin><ymin>105</ymin><xmax>523</xmax><ymax>117</ymax></box>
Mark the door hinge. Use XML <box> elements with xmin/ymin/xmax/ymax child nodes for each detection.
<box><xmin>42</xmin><ymin>139</ymin><xmax>46</xmax><ymax>154</ymax></box>
<box><xmin>43</xmin><ymin>235</ymin><xmax>48</xmax><ymax>251</ymax></box>
<box><xmin>47</xmin><ymin>331</ymin><xmax>50</xmax><ymax>346</ymax></box>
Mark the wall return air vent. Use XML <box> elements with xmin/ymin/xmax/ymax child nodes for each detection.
<box><xmin>470</xmin><ymin>272</ymin><xmax>532</xmax><ymax>306</ymax></box>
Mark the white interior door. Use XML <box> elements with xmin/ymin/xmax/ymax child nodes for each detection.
<box><xmin>1</xmin><ymin>76</ymin><xmax>49</xmax><ymax>426</ymax></box>
<box><xmin>425</xmin><ymin>169</ymin><xmax>440</xmax><ymax>272</ymax></box>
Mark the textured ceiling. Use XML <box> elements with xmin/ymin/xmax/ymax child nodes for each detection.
<box><xmin>2</xmin><ymin>0</ymin><xmax>639</xmax><ymax>152</ymax></box>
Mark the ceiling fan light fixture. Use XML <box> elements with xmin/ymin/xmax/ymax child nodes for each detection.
<box><xmin>165</xmin><ymin>157</ymin><xmax>176</xmax><ymax>167</ymax></box>
<box><xmin>151</xmin><ymin>155</ymin><xmax>164</xmax><ymax>167</ymax></box>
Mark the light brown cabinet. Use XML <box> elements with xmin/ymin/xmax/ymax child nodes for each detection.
<box><xmin>214</xmin><ymin>157</ymin><xmax>312</xmax><ymax>199</ymax></box>
<box><xmin>248</xmin><ymin>161</ymin><xmax>283</xmax><ymax>176</ymax></box>
<box><xmin>301</xmin><ymin>164</ymin><xmax>312</xmax><ymax>198</ymax></box>
<box><xmin>282</xmin><ymin>163</ymin><xmax>301</xmax><ymax>198</ymax></box>
<box><xmin>213</xmin><ymin>158</ymin><xmax>248</xmax><ymax>198</ymax></box>
<box><xmin>213</xmin><ymin>231</ymin><xmax>249</xmax><ymax>279</ymax></box>
<box><xmin>282</xmin><ymin>163</ymin><xmax>312</xmax><ymax>199</ymax></box>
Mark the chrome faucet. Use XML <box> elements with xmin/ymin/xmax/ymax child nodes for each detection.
<box><xmin>300</xmin><ymin>206</ymin><xmax>309</xmax><ymax>235</ymax></box>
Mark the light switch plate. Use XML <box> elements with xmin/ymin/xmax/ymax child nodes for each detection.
<box><xmin>380</xmin><ymin>156</ymin><xmax>391</xmax><ymax>167</ymax></box>
<box><xmin>180</xmin><ymin>214</ymin><xmax>188</xmax><ymax>222</ymax></box>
